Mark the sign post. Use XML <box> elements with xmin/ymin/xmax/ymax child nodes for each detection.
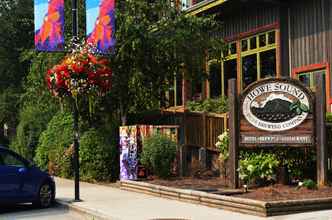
<box><xmin>228</xmin><ymin>79</ymin><xmax>239</xmax><ymax>189</ymax></box>
<box><xmin>315</xmin><ymin>74</ymin><xmax>327</xmax><ymax>187</ymax></box>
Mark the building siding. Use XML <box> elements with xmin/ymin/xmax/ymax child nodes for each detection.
<box><xmin>326</xmin><ymin>0</ymin><xmax>332</xmax><ymax>106</ymax></box>
<box><xmin>220</xmin><ymin>5</ymin><xmax>279</xmax><ymax>40</ymax></box>
<box><xmin>289</xmin><ymin>0</ymin><xmax>328</xmax><ymax>69</ymax></box>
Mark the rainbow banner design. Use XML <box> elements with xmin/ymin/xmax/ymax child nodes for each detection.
<box><xmin>34</xmin><ymin>0</ymin><xmax>65</xmax><ymax>51</ymax></box>
<box><xmin>86</xmin><ymin>0</ymin><xmax>116</xmax><ymax>54</ymax></box>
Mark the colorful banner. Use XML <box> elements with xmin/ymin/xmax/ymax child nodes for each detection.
<box><xmin>34</xmin><ymin>0</ymin><xmax>65</xmax><ymax>51</ymax></box>
<box><xmin>86</xmin><ymin>0</ymin><xmax>116</xmax><ymax>54</ymax></box>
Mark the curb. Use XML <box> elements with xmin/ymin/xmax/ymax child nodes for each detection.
<box><xmin>120</xmin><ymin>180</ymin><xmax>267</xmax><ymax>217</ymax></box>
<box><xmin>120</xmin><ymin>180</ymin><xmax>332</xmax><ymax>217</ymax></box>
<box><xmin>55</xmin><ymin>199</ymin><xmax>120</xmax><ymax>220</ymax></box>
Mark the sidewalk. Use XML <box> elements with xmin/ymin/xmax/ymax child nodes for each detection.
<box><xmin>55</xmin><ymin>178</ymin><xmax>332</xmax><ymax>220</ymax></box>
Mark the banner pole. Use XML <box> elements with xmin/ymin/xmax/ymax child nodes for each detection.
<box><xmin>72</xmin><ymin>0</ymin><xmax>80</xmax><ymax>202</ymax></box>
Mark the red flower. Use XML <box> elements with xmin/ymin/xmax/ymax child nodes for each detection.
<box><xmin>88</xmin><ymin>54</ymin><xmax>98</xmax><ymax>64</ymax></box>
<box><xmin>71</xmin><ymin>63</ymin><xmax>85</xmax><ymax>73</ymax></box>
<box><xmin>46</xmin><ymin>44</ymin><xmax>112</xmax><ymax>98</ymax></box>
<box><xmin>55</xmin><ymin>64</ymin><xmax>68</xmax><ymax>73</ymax></box>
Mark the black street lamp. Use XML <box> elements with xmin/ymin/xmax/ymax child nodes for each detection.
<box><xmin>71</xmin><ymin>0</ymin><xmax>80</xmax><ymax>202</ymax></box>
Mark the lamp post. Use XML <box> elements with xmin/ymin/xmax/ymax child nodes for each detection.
<box><xmin>71</xmin><ymin>0</ymin><xmax>80</xmax><ymax>202</ymax></box>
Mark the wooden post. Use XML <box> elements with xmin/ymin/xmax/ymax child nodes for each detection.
<box><xmin>228</xmin><ymin>79</ymin><xmax>239</xmax><ymax>188</ymax></box>
<box><xmin>315</xmin><ymin>74</ymin><xmax>327</xmax><ymax>187</ymax></box>
<box><xmin>202</xmin><ymin>112</ymin><xmax>207</xmax><ymax>149</ymax></box>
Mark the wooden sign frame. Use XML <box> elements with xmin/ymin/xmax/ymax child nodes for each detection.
<box><xmin>228</xmin><ymin>76</ymin><xmax>327</xmax><ymax>189</ymax></box>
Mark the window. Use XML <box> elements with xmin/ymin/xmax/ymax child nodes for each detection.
<box><xmin>165</xmin><ymin>73</ymin><xmax>183</xmax><ymax>107</ymax></box>
<box><xmin>208</xmin><ymin>60</ymin><xmax>221</xmax><ymax>98</ymax></box>
<box><xmin>240</xmin><ymin>30</ymin><xmax>277</xmax><ymax>89</ymax></box>
<box><xmin>222</xmin><ymin>30</ymin><xmax>277</xmax><ymax>92</ymax></box>
<box><xmin>0</xmin><ymin>152</ymin><xmax>25</xmax><ymax>167</ymax></box>
<box><xmin>221</xmin><ymin>41</ymin><xmax>238</xmax><ymax>95</ymax></box>
<box><xmin>293</xmin><ymin>63</ymin><xmax>331</xmax><ymax>112</ymax></box>
<box><xmin>223</xmin><ymin>59</ymin><xmax>237</xmax><ymax>95</ymax></box>
<box><xmin>297</xmin><ymin>70</ymin><xmax>326</xmax><ymax>92</ymax></box>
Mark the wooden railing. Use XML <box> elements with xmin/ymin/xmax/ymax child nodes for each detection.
<box><xmin>134</xmin><ymin>110</ymin><xmax>228</xmax><ymax>151</ymax></box>
<box><xmin>183</xmin><ymin>112</ymin><xmax>228</xmax><ymax>151</ymax></box>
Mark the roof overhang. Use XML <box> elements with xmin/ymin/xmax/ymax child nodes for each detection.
<box><xmin>185</xmin><ymin>0</ymin><xmax>228</xmax><ymax>16</ymax></box>
<box><xmin>185</xmin><ymin>0</ymin><xmax>284</xmax><ymax>16</ymax></box>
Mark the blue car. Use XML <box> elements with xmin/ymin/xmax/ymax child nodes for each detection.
<box><xmin>0</xmin><ymin>147</ymin><xmax>55</xmax><ymax>208</ymax></box>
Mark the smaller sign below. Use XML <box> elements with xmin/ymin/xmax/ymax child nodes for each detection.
<box><xmin>240</xmin><ymin>134</ymin><xmax>314</xmax><ymax>145</ymax></box>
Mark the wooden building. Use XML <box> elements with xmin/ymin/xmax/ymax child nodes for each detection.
<box><xmin>167</xmin><ymin>0</ymin><xmax>332</xmax><ymax>111</ymax></box>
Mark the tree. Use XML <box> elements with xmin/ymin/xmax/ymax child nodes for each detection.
<box><xmin>110</xmin><ymin>0</ymin><xmax>224</xmax><ymax>124</ymax></box>
<box><xmin>0</xmin><ymin>0</ymin><xmax>34</xmax><ymax>133</ymax></box>
<box><xmin>10</xmin><ymin>0</ymin><xmax>86</xmax><ymax>156</ymax></box>
<box><xmin>10</xmin><ymin>52</ymin><xmax>61</xmax><ymax>159</ymax></box>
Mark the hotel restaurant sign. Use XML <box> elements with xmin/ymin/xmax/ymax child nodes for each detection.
<box><xmin>240</xmin><ymin>78</ymin><xmax>314</xmax><ymax>147</ymax></box>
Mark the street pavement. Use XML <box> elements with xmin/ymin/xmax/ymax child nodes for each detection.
<box><xmin>55</xmin><ymin>177</ymin><xmax>332</xmax><ymax>220</ymax></box>
<box><xmin>0</xmin><ymin>204</ymin><xmax>84</xmax><ymax>220</ymax></box>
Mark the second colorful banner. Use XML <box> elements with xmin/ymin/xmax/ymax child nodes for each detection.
<box><xmin>86</xmin><ymin>0</ymin><xmax>116</xmax><ymax>54</ymax></box>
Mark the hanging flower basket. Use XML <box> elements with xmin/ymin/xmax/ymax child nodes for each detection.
<box><xmin>46</xmin><ymin>45</ymin><xmax>112</xmax><ymax>98</ymax></box>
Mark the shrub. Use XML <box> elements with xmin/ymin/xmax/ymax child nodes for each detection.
<box><xmin>34</xmin><ymin>112</ymin><xmax>74</xmax><ymax>178</ymax></box>
<box><xmin>301</xmin><ymin>179</ymin><xmax>317</xmax><ymax>190</ymax></box>
<box><xmin>10</xmin><ymin>104</ymin><xmax>57</xmax><ymax>161</ymax></box>
<box><xmin>80</xmin><ymin>128</ymin><xmax>118</xmax><ymax>182</ymax></box>
<box><xmin>0</xmin><ymin>134</ymin><xmax>9</xmax><ymax>147</ymax></box>
<box><xmin>273</xmin><ymin>148</ymin><xmax>316</xmax><ymax>183</ymax></box>
<box><xmin>326</xmin><ymin>112</ymin><xmax>332</xmax><ymax>122</ymax></box>
<box><xmin>238</xmin><ymin>152</ymin><xmax>279</xmax><ymax>186</ymax></box>
<box><xmin>186</xmin><ymin>96</ymin><xmax>228</xmax><ymax>114</ymax></box>
<box><xmin>215</xmin><ymin>131</ymin><xmax>229</xmax><ymax>162</ymax></box>
<box><xmin>141</xmin><ymin>134</ymin><xmax>177</xmax><ymax>178</ymax></box>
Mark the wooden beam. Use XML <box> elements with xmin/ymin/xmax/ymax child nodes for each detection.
<box><xmin>315</xmin><ymin>74</ymin><xmax>327</xmax><ymax>187</ymax></box>
<box><xmin>228</xmin><ymin>78</ymin><xmax>239</xmax><ymax>189</ymax></box>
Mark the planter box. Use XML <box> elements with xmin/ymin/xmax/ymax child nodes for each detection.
<box><xmin>120</xmin><ymin>180</ymin><xmax>332</xmax><ymax>217</ymax></box>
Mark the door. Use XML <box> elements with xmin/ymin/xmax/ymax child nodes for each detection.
<box><xmin>0</xmin><ymin>151</ymin><xmax>27</xmax><ymax>201</ymax></box>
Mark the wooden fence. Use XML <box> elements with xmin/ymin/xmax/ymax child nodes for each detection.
<box><xmin>134</xmin><ymin>110</ymin><xmax>228</xmax><ymax>151</ymax></box>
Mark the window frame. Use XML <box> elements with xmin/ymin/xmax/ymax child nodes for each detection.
<box><xmin>165</xmin><ymin>72</ymin><xmax>184</xmax><ymax>108</ymax></box>
<box><xmin>221</xmin><ymin>27</ymin><xmax>279</xmax><ymax>94</ymax></box>
<box><xmin>292</xmin><ymin>62</ymin><xmax>331</xmax><ymax>112</ymax></box>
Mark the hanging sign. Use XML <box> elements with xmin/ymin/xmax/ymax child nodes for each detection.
<box><xmin>34</xmin><ymin>0</ymin><xmax>65</xmax><ymax>51</ymax></box>
<box><xmin>86</xmin><ymin>0</ymin><xmax>116</xmax><ymax>54</ymax></box>
<box><xmin>240</xmin><ymin>78</ymin><xmax>314</xmax><ymax>146</ymax></box>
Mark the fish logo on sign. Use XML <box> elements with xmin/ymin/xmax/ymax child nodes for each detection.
<box><xmin>242</xmin><ymin>81</ymin><xmax>311</xmax><ymax>132</ymax></box>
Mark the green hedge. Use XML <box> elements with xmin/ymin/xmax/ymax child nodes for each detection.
<box><xmin>34</xmin><ymin>112</ymin><xmax>74</xmax><ymax>178</ymax></box>
<box><xmin>80</xmin><ymin>128</ymin><xmax>118</xmax><ymax>182</ymax></box>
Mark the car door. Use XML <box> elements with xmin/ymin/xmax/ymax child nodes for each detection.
<box><xmin>0</xmin><ymin>150</ymin><xmax>27</xmax><ymax>201</ymax></box>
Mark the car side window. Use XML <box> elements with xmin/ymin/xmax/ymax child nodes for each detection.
<box><xmin>1</xmin><ymin>152</ymin><xmax>25</xmax><ymax>167</ymax></box>
<box><xmin>0</xmin><ymin>154</ymin><xmax>4</xmax><ymax>165</ymax></box>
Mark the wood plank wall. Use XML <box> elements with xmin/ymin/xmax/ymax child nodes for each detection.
<box><xmin>219</xmin><ymin>6</ymin><xmax>279</xmax><ymax>40</ymax></box>
<box><xmin>289</xmin><ymin>0</ymin><xmax>328</xmax><ymax>69</ymax></box>
<box><xmin>327</xmin><ymin>0</ymin><xmax>332</xmax><ymax>104</ymax></box>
